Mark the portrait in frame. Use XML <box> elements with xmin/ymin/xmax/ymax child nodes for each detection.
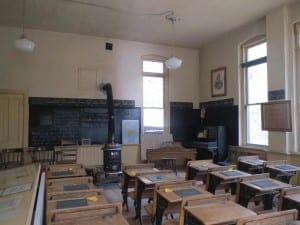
<box><xmin>211</xmin><ymin>67</ymin><xmax>226</xmax><ymax>97</ymax></box>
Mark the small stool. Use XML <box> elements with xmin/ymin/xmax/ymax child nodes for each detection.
<box><xmin>159</xmin><ymin>158</ymin><xmax>177</xmax><ymax>175</ymax></box>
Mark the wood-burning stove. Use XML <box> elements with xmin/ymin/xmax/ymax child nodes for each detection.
<box><xmin>101</xmin><ymin>83</ymin><xmax>122</xmax><ymax>176</ymax></box>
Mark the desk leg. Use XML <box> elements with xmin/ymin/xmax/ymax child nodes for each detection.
<box><xmin>262</xmin><ymin>193</ymin><xmax>276</xmax><ymax>210</ymax></box>
<box><xmin>186</xmin><ymin>212</ymin><xmax>202</xmax><ymax>225</ymax></box>
<box><xmin>237</xmin><ymin>184</ymin><xmax>256</xmax><ymax>208</ymax></box>
<box><xmin>155</xmin><ymin>195</ymin><xmax>169</xmax><ymax>225</ymax></box>
<box><xmin>134</xmin><ymin>179</ymin><xmax>145</xmax><ymax>225</ymax></box>
<box><xmin>122</xmin><ymin>173</ymin><xmax>130</xmax><ymax>212</ymax></box>
<box><xmin>207</xmin><ymin>174</ymin><xmax>221</xmax><ymax>194</ymax></box>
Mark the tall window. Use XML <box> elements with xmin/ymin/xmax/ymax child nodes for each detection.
<box><xmin>242</xmin><ymin>39</ymin><xmax>268</xmax><ymax>146</ymax></box>
<box><xmin>142</xmin><ymin>59</ymin><xmax>167</xmax><ymax>133</ymax></box>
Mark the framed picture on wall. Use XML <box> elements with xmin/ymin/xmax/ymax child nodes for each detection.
<box><xmin>211</xmin><ymin>67</ymin><xmax>227</xmax><ymax>97</ymax></box>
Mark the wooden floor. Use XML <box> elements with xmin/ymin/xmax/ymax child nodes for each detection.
<box><xmin>100</xmin><ymin>170</ymin><xmax>277</xmax><ymax>225</ymax></box>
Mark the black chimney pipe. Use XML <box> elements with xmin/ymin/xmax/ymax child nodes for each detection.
<box><xmin>102</xmin><ymin>83</ymin><xmax>115</xmax><ymax>144</ymax></box>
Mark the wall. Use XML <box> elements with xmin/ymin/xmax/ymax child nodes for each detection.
<box><xmin>199</xmin><ymin>1</ymin><xmax>300</xmax><ymax>154</ymax></box>
<box><xmin>0</xmin><ymin>26</ymin><xmax>200</xmax><ymax>161</ymax></box>
<box><xmin>0</xmin><ymin>27</ymin><xmax>200</xmax><ymax>108</ymax></box>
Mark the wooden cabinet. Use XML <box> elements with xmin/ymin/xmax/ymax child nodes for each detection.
<box><xmin>0</xmin><ymin>90</ymin><xmax>28</xmax><ymax>149</ymax></box>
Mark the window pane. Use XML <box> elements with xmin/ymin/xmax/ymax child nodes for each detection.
<box><xmin>246</xmin><ymin>105</ymin><xmax>268</xmax><ymax>145</ymax></box>
<box><xmin>143</xmin><ymin>60</ymin><xmax>164</xmax><ymax>73</ymax></box>
<box><xmin>143</xmin><ymin>109</ymin><xmax>164</xmax><ymax>133</ymax></box>
<box><xmin>143</xmin><ymin>76</ymin><xmax>163</xmax><ymax>107</ymax></box>
<box><xmin>247</xmin><ymin>42</ymin><xmax>267</xmax><ymax>61</ymax></box>
<box><xmin>247</xmin><ymin>63</ymin><xmax>268</xmax><ymax>104</ymax></box>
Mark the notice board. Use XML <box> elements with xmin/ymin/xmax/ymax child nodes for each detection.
<box><xmin>261</xmin><ymin>100</ymin><xmax>292</xmax><ymax>132</ymax></box>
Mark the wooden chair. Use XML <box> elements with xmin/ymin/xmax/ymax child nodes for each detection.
<box><xmin>205</xmin><ymin>165</ymin><xmax>237</xmax><ymax>193</ymax></box>
<box><xmin>144</xmin><ymin>180</ymin><xmax>196</xmax><ymax>223</ymax></box>
<box><xmin>279</xmin><ymin>186</ymin><xmax>300</xmax><ymax>212</ymax></box>
<box><xmin>235</xmin><ymin>173</ymin><xmax>270</xmax><ymax>207</ymax></box>
<box><xmin>61</xmin><ymin>139</ymin><xmax>78</xmax><ymax>146</ymax></box>
<box><xmin>55</xmin><ymin>146</ymin><xmax>78</xmax><ymax>164</ymax></box>
<box><xmin>29</xmin><ymin>146</ymin><xmax>55</xmax><ymax>166</ymax></box>
<box><xmin>121</xmin><ymin>163</ymin><xmax>155</xmax><ymax>211</ymax></box>
<box><xmin>236</xmin><ymin>209</ymin><xmax>298</xmax><ymax>225</ymax></box>
<box><xmin>1</xmin><ymin>148</ymin><xmax>24</xmax><ymax>169</ymax></box>
<box><xmin>237</xmin><ymin>155</ymin><xmax>264</xmax><ymax>174</ymax></box>
<box><xmin>47</xmin><ymin>203</ymin><xmax>129</xmax><ymax>225</ymax></box>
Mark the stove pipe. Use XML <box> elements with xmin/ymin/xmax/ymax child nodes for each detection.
<box><xmin>102</xmin><ymin>83</ymin><xmax>115</xmax><ymax>144</ymax></box>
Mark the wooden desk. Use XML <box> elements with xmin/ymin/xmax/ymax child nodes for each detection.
<box><xmin>146</xmin><ymin>147</ymin><xmax>197</xmax><ymax>162</ymax></box>
<box><xmin>122</xmin><ymin>167</ymin><xmax>158</xmax><ymax>211</ymax></box>
<box><xmin>282</xmin><ymin>193</ymin><xmax>300</xmax><ymax>215</ymax></box>
<box><xmin>238</xmin><ymin>159</ymin><xmax>265</xmax><ymax>174</ymax></box>
<box><xmin>135</xmin><ymin>172</ymin><xmax>182</xmax><ymax>225</ymax></box>
<box><xmin>207</xmin><ymin>169</ymin><xmax>251</xmax><ymax>194</ymax></box>
<box><xmin>47</xmin><ymin>164</ymin><xmax>87</xmax><ymax>179</ymax></box>
<box><xmin>238</xmin><ymin>178</ymin><xmax>291</xmax><ymax>210</ymax></box>
<box><xmin>155</xmin><ymin>185</ymin><xmax>212</xmax><ymax>225</ymax></box>
<box><xmin>264</xmin><ymin>163</ymin><xmax>300</xmax><ymax>183</ymax></box>
<box><xmin>0</xmin><ymin>163</ymin><xmax>41</xmax><ymax>225</ymax></box>
<box><xmin>184</xmin><ymin>200</ymin><xmax>256</xmax><ymax>225</ymax></box>
<box><xmin>47</xmin><ymin>183</ymin><xmax>98</xmax><ymax>199</ymax></box>
<box><xmin>186</xmin><ymin>160</ymin><xmax>220</xmax><ymax>180</ymax></box>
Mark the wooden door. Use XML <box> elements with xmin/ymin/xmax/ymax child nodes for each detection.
<box><xmin>0</xmin><ymin>90</ymin><xmax>28</xmax><ymax>149</ymax></box>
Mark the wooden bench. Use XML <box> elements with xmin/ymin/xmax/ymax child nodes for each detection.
<box><xmin>236</xmin><ymin>209</ymin><xmax>298</xmax><ymax>225</ymax></box>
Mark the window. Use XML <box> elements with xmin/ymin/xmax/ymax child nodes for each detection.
<box><xmin>241</xmin><ymin>39</ymin><xmax>268</xmax><ymax>146</ymax></box>
<box><xmin>142</xmin><ymin>58</ymin><xmax>167</xmax><ymax>133</ymax></box>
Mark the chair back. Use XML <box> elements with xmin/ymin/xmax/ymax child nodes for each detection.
<box><xmin>55</xmin><ymin>146</ymin><xmax>78</xmax><ymax>164</ymax></box>
<box><xmin>30</xmin><ymin>147</ymin><xmax>55</xmax><ymax>165</ymax></box>
<box><xmin>236</xmin><ymin>209</ymin><xmax>298</xmax><ymax>225</ymax></box>
<box><xmin>1</xmin><ymin>148</ymin><xmax>24</xmax><ymax>169</ymax></box>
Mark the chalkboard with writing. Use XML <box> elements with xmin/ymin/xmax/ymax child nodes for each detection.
<box><xmin>29</xmin><ymin>97</ymin><xmax>140</xmax><ymax>147</ymax></box>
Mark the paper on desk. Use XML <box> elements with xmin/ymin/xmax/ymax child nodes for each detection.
<box><xmin>1</xmin><ymin>183</ymin><xmax>32</xmax><ymax>196</ymax></box>
<box><xmin>87</xmin><ymin>196</ymin><xmax>98</xmax><ymax>202</ymax></box>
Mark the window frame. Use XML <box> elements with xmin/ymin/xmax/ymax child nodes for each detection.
<box><xmin>141</xmin><ymin>55</ymin><xmax>169</xmax><ymax>134</ymax></box>
<box><xmin>240</xmin><ymin>36</ymin><xmax>268</xmax><ymax>146</ymax></box>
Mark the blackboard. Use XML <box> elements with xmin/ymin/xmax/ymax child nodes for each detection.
<box><xmin>29</xmin><ymin>98</ymin><xmax>140</xmax><ymax>147</ymax></box>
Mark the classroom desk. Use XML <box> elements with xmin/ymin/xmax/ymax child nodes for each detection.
<box><xmin>207</xmin><ymin>169</ymin><xmax>251</xmax><ymax>194</ymax></box>
<box><xmin>155</xmin><ymin>185</ymin><xmax>212</xmax><ymax>225</ymax></box>
<box><xmin>47</xmin><ymin>192</ymin><xmax>107</xmax><ymax>224</ymax></box>
<box><xmin>264</xmin><ymin>164</ymin><xmax>300</xmax><ymax>184</ymax></box>
<box><xmin>122</xmin><ymin>167</ymin><xmax>158</xmax><ymax>210</ymax></box>
<box><xmin>186</xmin><ymin>160</ymin><xmax>220</xmax><ymax>180</ymax></box>
<box><xmin>238</xmin><ymin>159</ymin><xmax>265</xmax><ymax>174</ymax></box>
<box><xmin>135</xmin><ymin>172</ymin><xmax>182</xmax><ymax>225</ymax></box>
<box><xmin>282</xmin><ymin>193</ymin><xmax>300</xmax><ymax>216</ymax></box>
<box><xmin>47</xmin><ymin>182</ymin><xmax>97</xmax><ymax>198</ymax></box>
<box><xmin>47</xmin><ymin>164</ymin><xmax>87</xmax><ymax>179</ymax></box>
<box><xmin>0</xmin><ymin>163</ymin><xmax>41</xmax><ymax>225</ymax></box>
<box><xmin>184</xmin><ymin>200</ymin><xmax>256</xmax><ymax>225</ymax></box>
<box><xmin>238</xmin><ymin>178</ymin><xmax>291</xmax><ymax>210</ymax></box>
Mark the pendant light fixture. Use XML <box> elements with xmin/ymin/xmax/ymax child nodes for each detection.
<box><xmin>165</xmin><ymin>12</ymin><xmax>182</xmax><ymax>70</ymax></box>
<box><xmin>14</xmin><ymin>0</ymin><xmax>35</xmax><ymax>52</ymax></box>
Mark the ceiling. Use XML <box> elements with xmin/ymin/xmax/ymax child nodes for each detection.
<box><xmin>0</xmin><ymin>0</ymin><xmax>298</xmax><ymax>48</ymax></box>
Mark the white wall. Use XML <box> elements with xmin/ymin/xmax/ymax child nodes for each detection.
<box><xmin>199</xmin><ymin>1</ymin><xmax>300</xmax><ymax>154</ymax></box>
<box><xmin>0</xmin><ymin>27</ymin><xmax>200</xmax><ymax>108</ymax></box>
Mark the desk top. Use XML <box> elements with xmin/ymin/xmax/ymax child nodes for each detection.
<box><xmin>189</xmin><ymin>161</ymin><xmax>220</xmax><ymax>172</ymax></box>
<box><xmin>283</xmin><ymin>193</ymin><xmax>300</xmax><ymax>203</ymax></box>
<box><xmin>0</xmin><ymin>163</ymin><xmax>41</xmax><ymax>225</ymax></box>
<box><xmin>123</xmin><ymin>168</ymin><xmax>159</xmax><ymax>177</ymax></box>
<box><xmin>242</xmin><ymin>178</ymin><xmax>291</xmax><ymax>192</ymax></box>
<box><xmin>240</xmin><ymin>159</ymin><xmax>265</xmax><ymax>166</ymax></box>
<box><xmin>266</xmin><ymin>164</ymin><xmax>300</xmax><ymax>173</ymax></box>
<box><xmin>47</xmin><ymin>166</ymin><xmax>87</xmax><ymax>179</ymax></box>
<box><xmin>157</xmin><ymin>186</ymin><xmax>212</xmax><ymax>203</ymax></box>
<box><xmin>138</xmin><ymin>173</ymin><xmax>182</xmax><ymax>185</ymax></box>
<box><xmin>48</xmin><ymin>214</ymin><xmax>129</xmax><ymax>225</ymax></box>
<box><xmin>185</xmin><ymin>200</ymin><xmax>256</xmax><ymax>225</ymax></box>
<box><xmin>210</xmin><ymin>170</ymin><xmax>251</xmax><ymax>180</ymax></box>
<box><xmin>47</xmin><ymin>182</ymin><xmax>96</xmax><ymax>194</ymax></box>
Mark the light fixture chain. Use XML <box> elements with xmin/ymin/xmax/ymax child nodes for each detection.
<box><xmin>21</xmin><ymin>0</ymin><xmax>27</xmax><ymax>37</ymax></box>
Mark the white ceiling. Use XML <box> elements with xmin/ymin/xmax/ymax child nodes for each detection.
<box><xmin>0</xmin><ymin>0</ymin><xmax>298</xmax><ymax>48</ymax></box>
